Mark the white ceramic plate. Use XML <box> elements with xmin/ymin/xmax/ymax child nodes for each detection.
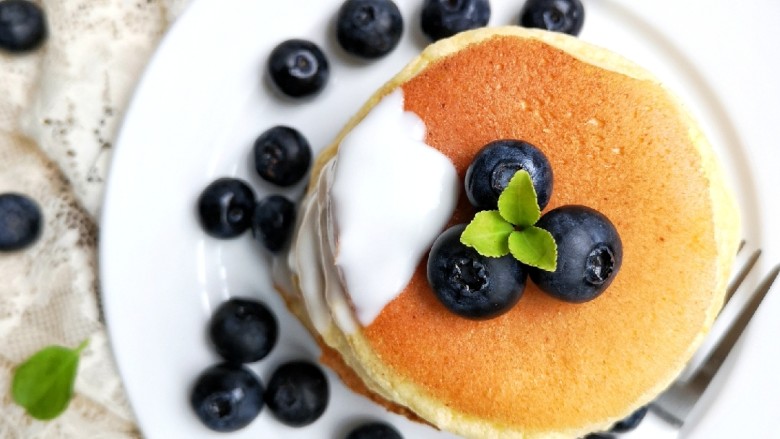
<box><xmin>100</xmin><ymin>0</ymin><xmax>780</xmax><ymax>438</ymax></box>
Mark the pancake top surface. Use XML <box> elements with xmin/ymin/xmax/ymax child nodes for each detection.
<box><xmin>359</xmin><ymin>35</ymin><xmax>722</xmax><ymax>431</ymax></box>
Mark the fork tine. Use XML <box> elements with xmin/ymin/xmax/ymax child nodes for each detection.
<box><xmin>737</xmin><ymin>239</ymin><xmax>746</xmax><ymax>253</ymax></box>
<box><xmin>722</xmin><ymin>250</ymin><xmax>762</xmax><ymax>307</ymax></box>
<box><xmin>689</xmin><ymin>264</ymin><xmax>780</xmax><ymax>392</ymax></box>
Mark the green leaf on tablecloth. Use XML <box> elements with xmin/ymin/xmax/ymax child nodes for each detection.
<box><xmin>12</xmin><ymin>339</ymin><xmax>88</xmax><ymax>420</ymax></box>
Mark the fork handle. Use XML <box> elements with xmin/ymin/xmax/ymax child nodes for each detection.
<box><xmin>624</xmin><ymin>411</ymin><xmax>680</xmax><ymax>439</ymax></box>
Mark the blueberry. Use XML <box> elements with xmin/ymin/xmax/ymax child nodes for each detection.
<box><xmin>0</xmin><ymin>193</ymin><xmax>42</xmax><ymax>251</ymax></box>
<box><xmin>209</xmin><ymin>298</ymin><xmax>278</xmax><ymax>364</ymax></box>
<box><xmin>529</xmin><ymin>206</ymin><xmax>622</xmax><ymax>303</ymax></box>
<box><xmin>346</xmin><ymin>421</ymin><xmax>403</xmax><ymax>439</ymax></box>
<box><xmin>427</xmin><ymin>224</ymin><xmax>527</xmax><ymax>319</ymax></box>
<box><xmin>465</xmin><ymin>139</ymin><xmax>553</xmax><ymax>211</ymax></box>
<box><xmin>0</xmin><ymin>0</ymin><xmax>47</xmax><ymax>53</ymax></box>
<box><xmin>252</xmin><ymin>195</ymin><xmax>296</xmax><ymax>253</ymax></box>
<box><xmin>518</xmin><ymin>0</ymin><xmax>584</xmax><ymax>36</ymax></box>
<box><xmin>420</xmin><ymin>0</ymin><xmax>491</xmax><ymax>42</ymax></box>
<box><xmin>267</xmin><ymin>39</ymin><xmax>329</xmax><ymax>98</ymax></box>
<box><xmin>253</xmin><ymin>126</ymin><xmax>312</xmax><ymax>187</ymax></box>
<box><xmin>190</xmin><ymin>363</ymin><xmax>264</xmax><ymax>432</ymax></box>
<box><xmin>610</xmin><ymin>405</ymin><xmax>648</xmax><ymax>433</ymax></box>
<box><xmin>197</xmin><ymin>178</ymin><xmax>255</xmax><ymax>239</ymax></box>
<box><xmin>264</xmin><ymin>361</ymin><xmax>329</xmax><ymax>427</ymax></box>
<box><xmin>337</xmin><ymin>0</ymin><xmax>403</xmax><ymax>59</ymax></box>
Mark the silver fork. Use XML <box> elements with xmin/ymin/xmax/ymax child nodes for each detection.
<box><xmin>614</xmin><ymin>244</ymin><xmax>780</xmax><ymax>438</ymax></box>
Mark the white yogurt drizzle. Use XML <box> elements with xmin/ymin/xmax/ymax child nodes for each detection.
<box><xmin>330</xmin><ymin>90</ymin><xmax>459</xmax><ymax>325</ymax></box>
<box><xmin>284</xmin><ymin>89</ymin><xmax>458</xmax><ymax>333</ymax></box>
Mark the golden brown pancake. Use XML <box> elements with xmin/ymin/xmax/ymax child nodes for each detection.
<box><xmin>284</xmin><ymin>26</ymin><xmax>740</xmax><ymax>438</ymax></box>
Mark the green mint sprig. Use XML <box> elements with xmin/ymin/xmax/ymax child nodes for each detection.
<box><xmin>461</xmin><ymin>170</ymin><xmax>557</xmax><ymax>271</ymax></box>
<box><xmin>12</xmin><ymin>340</ymin><xmax>89</xmax><ymax>420</ymax></box>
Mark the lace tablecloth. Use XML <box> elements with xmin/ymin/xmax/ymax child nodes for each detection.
<box><xmin>0</xmin><ymin>1</ymin><xmax>188</xmax><ymax>437</ymax></box>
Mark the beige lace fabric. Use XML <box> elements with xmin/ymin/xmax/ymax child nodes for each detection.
<box><xmin>0</xmin><ymin>0</ymin><xmax>190</xmax><ymax>437</ymax></box>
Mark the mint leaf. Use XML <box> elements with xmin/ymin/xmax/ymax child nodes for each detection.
<box><xmin>497</xmin><ymin>170</ymin><xmax>541</xmax><ymax>227</ymax></box>
<box><xmin>508</xmin><ymin>227</ymin><xmax>557</xmax><ymax>271</ymax></box>
<box><xmin>12</xmin><ymin>340</ymin><xmax>88</xmax><ymax>420</ymax></box>
<box><xmin>461</xmin><ymin>210</ymin><xmax>513</xmax><ymax>257</ymax></box>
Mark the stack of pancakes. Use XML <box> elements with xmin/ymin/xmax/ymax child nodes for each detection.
<box><xmin>278</xmin><ymin>27</ymin><xmax>740</xmax><ymax>439</ymax></box>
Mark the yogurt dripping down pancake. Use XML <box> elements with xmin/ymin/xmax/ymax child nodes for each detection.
<box><xmin>279</xmin><ymin>26</ymin><xmax>740</xmax><ymax>439</ymax></box>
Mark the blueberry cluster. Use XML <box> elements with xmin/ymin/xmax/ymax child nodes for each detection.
<box><xmin>192</xmin><ymin>305</ymin><xmax>403</xmax><ymax>436</ymax></box>
<box><xmin>196</xmin><ymin>125</ymin><xmax>310</xmax><ymax>251</ymax></box>
<box><xmin>428</xmin><ymin>139</ymin><xmax>622</xmax><ymax>319</ymax></box>
<box><xmin>193</xmin><ymin>124</ymin><xmax>408</xmax><ymax>433</ymax></box>
<box><xmin>421</xmin><ymin>0</ymin><xmax>586</xmax><ymax>40</ymax></box>
<box><xmin>193</xmin><ymin>127</ymin><xmax>325</xmax><ymax>431</ymax></box>
<box><xmin>267</xmin><ymin>0</ymin><xmax>406</xmax><ymax>99</ymax></box>
<box><xmin>267</xmin><ymin>0</ymin><xmax>586</xmax><ymax>100</ymax></box>
<box><xmin>197</xmin><ymin>176</ymin><xmax>297</xmax><ymax>249</ymax></box>
<box><xmin>190</xmin><ymin>298</ymin><xmax>331</xmax><ymax>431</ymax></box>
